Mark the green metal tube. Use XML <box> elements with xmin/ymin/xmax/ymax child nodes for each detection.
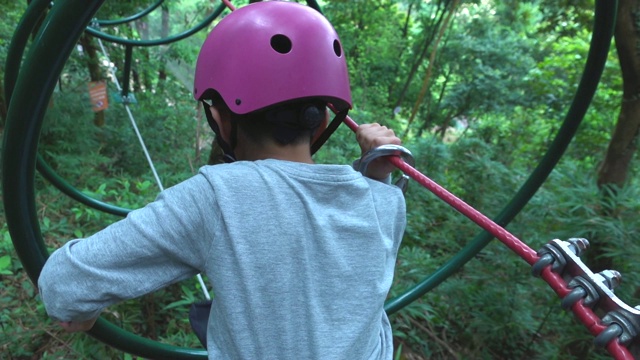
<box><xmin>3</xmin><ymin>0</ymin><xmax>109</xmax><ymax>282</ymax></box>
<box><xmin>4</xmin><ymin>0</ymin><xmax>51</xmax><ymax>104</ymax></box>
<box><xmin>36</xmin><ymin>155</ymin><xmax>131</xmax><ymax>217</ymax></box>
<box><xmin>385</xmin><ymin>0</ymin><xmax>618</xmax><ymax>315</ymax></box>
<box><xmin>4</xmin><ymin>1</ymin><xmax>145</xmax><ymax>220</ymax></box>
<box><xmin>305</xmin><ymin>0</ymin><xmax>323</xmax><ymax>13</ymax></box>
<box><xmin>96</xmin><ymin>0</ymin><xmax>164</xmax><ymax>27</ymax></box>
<box><xmin>85</xmin><ymin>4</ymin><xmax>225</xmax><ymax>47</ymax></box>
<box><xmin>3</xmin><ymin>0</ymin><xmax>207</xmax><ymax>358</ymax></box>
<box><xmin>89</xmin><ymin>318</ymin><xmax>207</xmax><ymax>359</ymax></box>
<box><xmin>5</xmin><ymin>0</ymin><xmax>134</xmax><ymax>218</ymax></box>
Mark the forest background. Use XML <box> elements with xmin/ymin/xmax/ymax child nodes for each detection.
<box><xmin>1</xmin><ymin>0</ymin><xmax>639</xmax><ymax>359</ymax></box>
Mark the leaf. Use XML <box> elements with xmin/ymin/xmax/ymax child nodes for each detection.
<box><xmin>161</xmin><ymin>299</ymin><xmax>192</xmax><ymax>311</ymax></box>
<box><xmin>0</xmin><ymin>255</ymin><xmax>13</xmax><ymax>275</ymax></box>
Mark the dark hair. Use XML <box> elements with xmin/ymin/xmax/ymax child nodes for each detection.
<box><xmin>235</xmin><ymin>101</ymin><xmax>327</xmax><ymax>146</ymax></box>
<box><xmin>202</xmin><ymin>91</ymin><xmax>326</xmax><ymax>146</ymax></box>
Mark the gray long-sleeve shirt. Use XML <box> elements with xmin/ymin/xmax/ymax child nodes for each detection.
<box><xmin>38</xmin><ymin>159</ymin><xmax>406</xmax><ymax>359</ymax></box>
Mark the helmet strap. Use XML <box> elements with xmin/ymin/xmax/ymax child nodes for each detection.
<box><xmin>310</xmin><ymin>108</ymin><xmax>348</xmax><ymax>155</ymax></box>
<box><xmin>202</xmin><ymin>101</ymin><xmax>236</xmax><ymax>163</ymax></box>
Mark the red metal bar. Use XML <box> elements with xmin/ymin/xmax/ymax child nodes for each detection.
<box><xmin>221</xmin><ymin>0</ymin><xmax>235</xmax><ymax>11</ymax></box>
<box><xmin>342</xmin><ymin>115</ymin><xmax>634</xmax><ymax>359</ymax></box>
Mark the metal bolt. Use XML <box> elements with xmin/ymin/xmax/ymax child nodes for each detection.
<box><xmin>597</xmin><ymin>270</ymin><xmax>622</xmax><ymax>290</ymax></box>
<box><xmin>567</xmin><ymin>238</ymin><xmax>590</xmax><ymax>256</ymax></box>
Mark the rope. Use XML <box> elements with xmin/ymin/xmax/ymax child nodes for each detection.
<box><xmin>341</xmin><ymin>115</ymin><xmax>633</xmax><ymax>360</ymax></box>
<box><xmin>95</xmin><ymin>38</ymin><xmax>164</xmax><ymax>192</ymax></box>
<box><xmin>95</xmin><ymin>35</ymin><xmax>211</xmax><ymax>301</ymax></box>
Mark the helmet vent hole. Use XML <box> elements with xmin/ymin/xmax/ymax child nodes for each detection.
<box><xmin>271</xmin><ymin>34</ymin><xmax>292</xmax><ymax>54</ymax></box>
<box><xmin>333</xmin><ymin>39</ymin><xmax>342</xmax><ymax>57</ymax></box>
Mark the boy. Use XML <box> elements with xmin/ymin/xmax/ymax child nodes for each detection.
<box><xmin>38</xmin><ymin>2</ymin><xmax>406</xmax><ymax>359</ymax></box>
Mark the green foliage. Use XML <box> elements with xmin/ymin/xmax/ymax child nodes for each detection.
<box><xmin>436</xmin><ymin>1</ymin><xmax>541</xmax><ymax>115</ymax></box>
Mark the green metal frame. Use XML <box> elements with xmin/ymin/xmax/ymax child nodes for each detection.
<box><xmin>1</xmin><ymin>0</ymin><xmax>617</xmax><ymax>358</ymax></box>
<box><xmin>85</xmin><ymin>4</ymin><xmax>225</xmax><ymax>47</ymax></box>
<box><xmin>96</xmin><ymin>0</ymin><xmax>165</xmax><ymax>27</ymax></box>
<box><xmin>3</xmin><ymin>2</ymin><xmax>226</xmax><ymax>218</ymax></box>
<box><xmin>4</xmin><ymin>0</ymin><xmax>50</xmax><ymax>106</ymax></box>
<box><xmin>3</xmin><ymin>0</ymin><xmax>212</xmax><ymax>358</ymax></box>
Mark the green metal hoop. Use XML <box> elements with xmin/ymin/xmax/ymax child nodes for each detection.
<box><xmin>85</xmin><ymin>4</ymin><xmax>225</xmax><ymax>47</ymax></box>
<box><xmin>95</xmin><ymin>0</ymin><xmax>165</xmax><ymax>27</ymax></box>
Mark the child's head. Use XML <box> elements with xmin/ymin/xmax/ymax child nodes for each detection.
<box><xmin>193</xmin><ymin>1</ymin><xmax>352</xmax><ymax>159</ymax></box>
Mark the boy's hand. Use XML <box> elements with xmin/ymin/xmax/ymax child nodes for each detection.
<box><xmin>355</xmin><ymin>123</ymin><xmax>401</xmax><ymax>180</ymax></box>
<box><xmin>59</xmin><ymin>318</ymin><xmax>98</xmax><ymax>332</ymax></box>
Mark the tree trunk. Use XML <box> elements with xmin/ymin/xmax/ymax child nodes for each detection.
<box><xmin>588</xmin><ymin>0</ymin><xmax>640</xmax><ymax>273</ymax></box>
<box><xmin>597</xmin><ymin>0</ymin><xmax>640</xmax><ymax>188</ymax></box>
<box><xmin>134</xmin><ymin>20</ymin><xmax>151</xmax><ymax>91</ymax></box>
<box><xmin>79</xmin><ymin>34</ymin><xmax>105</xmax><ymax>127</ymax></box>
<box><xmin>158</xmin><ymin>5</ymin><xmax>170</xmax><ymax>81</ymax></box>
<box><xmin>405</xmin><ymin>0</ymin><xmax>459</xmax><ymax>133</ymax></box>
<box><xmin>391</xmin><ymin>0</ymin><xmax>449</xmax><ymax>113</ymax></box>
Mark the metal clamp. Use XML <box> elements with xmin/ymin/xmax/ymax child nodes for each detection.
<box><xmin>356</xmin><ymin>144</ymin><xmax>415</xmax><ymax>193</ymax></box>
<box><xmin>561</xmin><ymin>270</ymin><xmax>620</xmax><ymax>310</ymax></box>
<box><xmin>532</xmin><ymin>238</ymin><xmax>589</xmax><ymax>277</ymax></box>
<box><xmin>533</xmin><ymin>238</ymin><xmax>640</xmax><ymax>351</ymax></box>
<box><xmin>595</xmin><ymin>307</ymin><xmax>640</xmax><ymax>347</ymax></box>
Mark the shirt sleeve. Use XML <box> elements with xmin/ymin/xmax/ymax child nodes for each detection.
<box><xmin>37</xmin><ymin>174</ymin><xmax>217</xmax><ymax>322</ymax></box>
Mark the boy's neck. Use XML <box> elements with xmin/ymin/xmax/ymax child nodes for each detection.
<box><xmin>235</xmin><ymin>141</ymin><xmax>314</xmax><ymax>164</ymax></box>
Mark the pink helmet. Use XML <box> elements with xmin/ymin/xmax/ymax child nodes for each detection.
<box><xmin>193</xmin><ymin>1</ymin><xmax>352</xmax><ymax>114</ymax></box>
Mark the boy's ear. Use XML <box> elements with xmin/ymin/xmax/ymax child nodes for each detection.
<box><xmin>311</xmin><ymin>112</ymin><xmax>329</xmax><ymax>144</ymax></box>
<box><xmin>210</xmin><ymin>106</ymin><xmax>232</xmax><ymax>143</ymax></box>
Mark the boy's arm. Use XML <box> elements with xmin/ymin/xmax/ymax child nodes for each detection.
<box><xmin>37</xmin><ymin>174</ymin><xmax>216</xmax><ymax>331</ymax></box>
<box><xmin>355</xmin><ymin>123</ymin><xmax>402</xmax><ymax>181</ymax></box>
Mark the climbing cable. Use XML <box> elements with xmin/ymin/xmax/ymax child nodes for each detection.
<box><xmin>95</xmin><ymin>37</ymin><xmax>163</xmax><ymax>191</ymax></box>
